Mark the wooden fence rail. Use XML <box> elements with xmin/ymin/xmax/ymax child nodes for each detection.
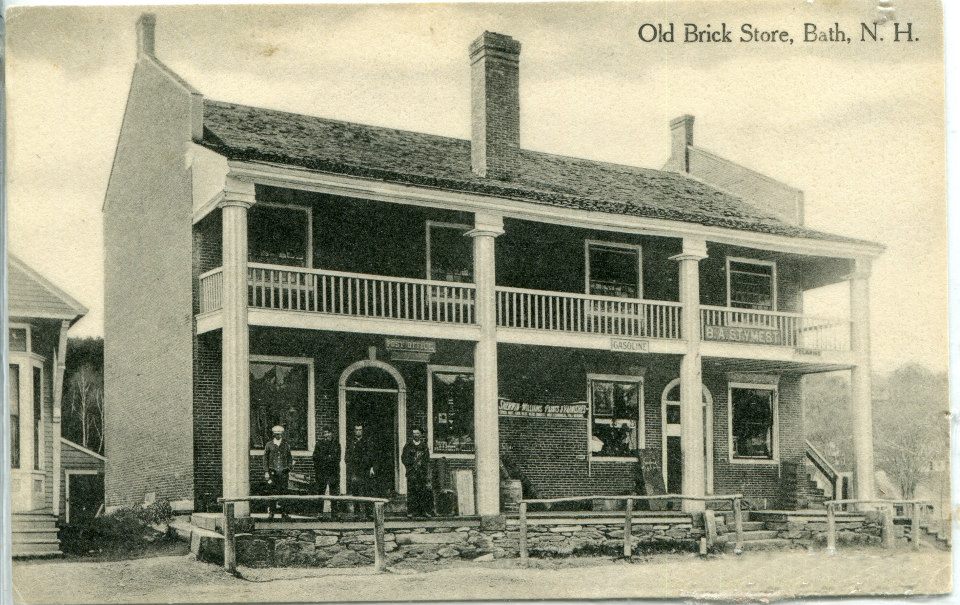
<box><xmin>218</xmin><ymin>495</ymin><xmax>390</xmax><ymax>574</ymax></box>
<box><xmin>824</xmin><ymin>498</ymin><xmax>932</xmax><ymax>555</ymax></box>
<box><xmin>517</xmin><ymin>493</ymin><xmax>745</xmax><ymax>565</ymax></box>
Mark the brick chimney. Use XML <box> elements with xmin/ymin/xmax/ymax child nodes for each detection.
<box><xmin>137</xmin><ymin>13</ymin><xmax>156</xmax><ymax>57</ymax></box>
<box><xmin>666</xmin><ymin>114</ymin><xmax>695</xmax><ymax>172</ymax></box>
<box><xmin>470</xmin><ymin>32</ymin><xmax>521</xmax><ymax>180</ymax></box>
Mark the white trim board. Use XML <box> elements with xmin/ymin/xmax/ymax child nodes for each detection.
<box><xmin>60</xmin><ymin>438</ymin><xmax>107</xmax><ymax>462</ymax></box>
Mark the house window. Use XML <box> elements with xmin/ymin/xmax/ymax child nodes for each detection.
<box><xmin>9</xmin><ymin>364</ymin><xmax>20</xmax><ymax>469</ymax></box>
<box><xmin>9</xmin><ymin>328</ymin><xmax>28</xmax><ymax>352</ymax></box>
<box><xmin>589</xmin><ymin>375</ymin><xmax>643</xmax><ymax>457</ymax></box>
<box><xmin>428</xmin><ymin>367</ymin><xmax>475</xmax><ymax>456</ymax></box>
<box><xmin>727</xmin><ymin>258</ymin><xmax>776</xmax><ymax>311</ymax></box>
<box><xmin>426</xmin><ymin>222</ymin><xmax>472</xmax><ymax>282</ymax></box>
<box><xmin>248</xmin><ymin>204</ymin><xmax>311</xmax><ymax>267</ymax></box>
<box><xmin>586</xmin><ymin>242</ymin><xmax>641</xmax><ymax>298</ymax></box>
<box><xmin>33</xmin><ymin>367</ymin><xmax>42</xmax><ymax>469</ymax></box>
<box><xmin>729</xmin><ymin>385</ymin><xmax>777</xmax><ymax>460</ymax></box>
<box><xmin>250</xmin><ymin>357</ymin><xmax>314</xmax><ymax>451</ymax></box>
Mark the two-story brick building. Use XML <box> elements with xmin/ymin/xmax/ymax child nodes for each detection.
<box><xmin>104</xmin><ymin>16</ymin><xmax>883</xmax><ymax>525</ymax></box>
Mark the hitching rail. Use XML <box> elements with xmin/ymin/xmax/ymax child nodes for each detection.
<box><xmin>517</xmin><ymin>493</ymin><xmax>745</xmax><ymax>565</ymax></box>
<box><xmin>824</xmin><ymin>498</ymin><xmax>932</xmax><ymax>555</ymax></box>
<box><xmin>218</xmin><ymin>495</ymin><xmax>390</xmax><ymax>574</ymax></box>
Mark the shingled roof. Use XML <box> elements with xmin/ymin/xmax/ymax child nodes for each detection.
<box><xmin>9</xmin><ymin>255</ymin><xmax>87</xmax><ymax>322</ymax></box>
<box><xmin>200</xmin><ymin>100</ymin><xmax>876</xmax><ymax>247</ymax></box>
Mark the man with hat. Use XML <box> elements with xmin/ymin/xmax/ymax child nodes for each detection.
<box><xmin>264</xmin><ymin>425</ymin><xmax>293</xmax><ymax>519</ymax></box>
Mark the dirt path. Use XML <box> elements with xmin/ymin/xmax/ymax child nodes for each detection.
<box><xmin>13</xmin><ymin>547</ymin><xmax>951</xmax><ymax>603</ymax></box>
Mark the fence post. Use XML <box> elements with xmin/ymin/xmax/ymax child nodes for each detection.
<box><xmin>732</xmin><ymin>497</ymin><xmax>744</xmax><ymax>555</ymax></box>
<box><xmin>826</xmin><ymin>503</ymin><xmax>837</xmax><ymax>555</ymax></box>
<box><xmin>373</xmin><ymin>501</ymin><xmax>387</xmax><ymax>572</ymax></box>
<box><xmin>519</xmin><ymin>501</ymin><xmax>528</xmax><ymax>567</ymax></box>
<box><xmin>223</xmin><ymin>501</ymin><xmax>237</xmax><ymax>575</ymax></box>
<box><xmin>880</xmin><ymin>505</ymin><xmax>895</xmax><ymax>549</ymax></box>
<box><xmin>623</xmin><ymin>498</ymin><xmax>634</xmax><ymax>559</ymax></box>
<box><xmin>911</xmin><ymin>502</ymin><xmax>921</xmax><ymax>551</ymax></box>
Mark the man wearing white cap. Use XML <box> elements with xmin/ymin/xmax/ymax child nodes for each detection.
<box><xmin>264</xmin><ymin>425</ymin><xmax>293</xmax><ymax>519</ymax></box>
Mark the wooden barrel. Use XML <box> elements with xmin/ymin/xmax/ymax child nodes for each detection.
<box><xmin>500</xmin><ymin>480</ymin><xmax>523</xmax><ymax>513</ymax></box>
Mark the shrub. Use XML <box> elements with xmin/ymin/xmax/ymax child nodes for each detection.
<box><xmin>59</xmin><ymin>499</ymin><xmax>175</xmax><ymax>557</ymax></box>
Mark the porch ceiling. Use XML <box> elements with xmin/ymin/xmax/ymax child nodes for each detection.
<box><xmin>702</xmin><ymin>356</ymin><xmax>853</xmax><ymax>375</ymax></box>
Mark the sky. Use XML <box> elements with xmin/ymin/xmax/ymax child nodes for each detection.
<box><xmin>4</xmin><ymin>0</ymin><xmax>947</xmax><ymax>372</ymax></box>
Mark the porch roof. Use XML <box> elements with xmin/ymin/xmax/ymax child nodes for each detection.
<box><xmin>8</xmin><ymin>254</ymin><xmax>87</xmax><ymax>323</ymax></box>
<box><xmin>200</xmin><ymin>100</ymin><xmax>881</xmax><ymax>249</ymax></box>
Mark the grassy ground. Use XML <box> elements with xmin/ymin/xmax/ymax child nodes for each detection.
<box><xmin>12</xmin><ymin>547</ymin><xmax>951</xmax><ymax>604</ymax></box>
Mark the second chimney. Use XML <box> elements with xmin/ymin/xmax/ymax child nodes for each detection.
<box><xmin>666</xmin><ymin>114</ymin><xmax>694</xmax><ymax>172</ymax></box>
<box><xmin>470</xmin><ymin>32</ymin><xmax>521</xmax><ymax>180</ymax></box>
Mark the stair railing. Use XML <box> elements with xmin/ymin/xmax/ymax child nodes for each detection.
<box><xmin>804</xmin><ymin>440</ymin><xmax>845</xmax><ymax>502</ymax></box>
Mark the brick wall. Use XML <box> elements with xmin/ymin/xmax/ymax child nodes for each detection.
<box><xmin>104</xmin><ymin>55</ymin><xmax>197</xmax><ymax>508</ymax></box>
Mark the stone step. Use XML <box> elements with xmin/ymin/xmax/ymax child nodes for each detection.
<box><xmin>12</xmin><ymin>543</ymin><xmax>64</xmax><ymax>558</ymax></box>
<box><xmin>12</xmin><ymin>534</ymin><xmax>61</xmax><ymax>545</ymax></box>
<box><xmin>12</xmin><ymin>512</ymin><xmax>57</xmax><ymax>521</ymax></box>
<box><xmin>724</xmin><ymin>538</ymin><xmax>797</xmax><ymax>552</ymax></box>
<box><xmin>718</xmin><ymin>521</ymin><xmax>764</xmax><ymax>532</ymax></box>
<box><xmin>12</xmin><ymin>523</ymin><xmax>59</xmax><ymax>533</ymax></box>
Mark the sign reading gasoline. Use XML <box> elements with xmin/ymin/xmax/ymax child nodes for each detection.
<box><xmin>703</xmin><ymin>324</ymin><xmax>783</xmax><ymax>346</ymax></box>
<box><xmin>610</xmin><ymin>338</ymin><xmax>650</xmax><ymax>353</ymax></box>
<box><xmin>498</xmin><ymin>400</ymin><xmax>588</xmax><ymax>419</ymax></box>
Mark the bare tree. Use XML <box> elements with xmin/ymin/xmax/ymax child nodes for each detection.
<box><xmin>66</xmin><ymin>364</ymin><xmax>104</xmax><ymax>451</ymax></box>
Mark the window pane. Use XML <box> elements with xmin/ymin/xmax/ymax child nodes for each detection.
<box><xmin>429</xmin><ymin>226</ymin><xmax>472</xmax><ymax>282</ymax></box>
<box><xmin>249</xmin><ymin>206</ymin><xmax>309</xmax><ymax>267</ymax></box>
<box><xmin>9</xmin><ymin>365</ymin><xmax>20</xmax><ymax>469</ymax></box>
<box><xmin>33</xmin><ymin>368</ymin><xmax>42</xmax><ymax>469</ymax></box>
<box><xmin>729</xmin><ymin>261</ymin><xmax>774</xmax><ymax>310</ymax></box>
<box><xmin>250</xmin><ymin>362</ymin><xmax>309</xmax><ymax>450</ymax></box>
<box><xmin>9</xmin><ymin>328</ymin><xmax>27</xmax><ymax>352</ymax></box>
<box><xmin>431</xmin><ymin>372</ymin><xmax>474</xmax><ymax>454</ymax></box>
<box><xmin>731</xmin><ymin>387</ymin><xmax>774</xmax><ymax>459</ymax></box>
<box><xmin>589</xmin><ymin>245</ymin><xmax>639</xmax><ymax>298</ymax></box>
<box><xmin>591</xmin><ymin>379</ymin><xmax>640</xmax><ymax>457</ymax></box>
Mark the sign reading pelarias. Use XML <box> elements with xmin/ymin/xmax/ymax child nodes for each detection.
<box><xmin>703</xmin><ymin>324</ymin><xmax>783</xmax><ymax>345</ymax></box>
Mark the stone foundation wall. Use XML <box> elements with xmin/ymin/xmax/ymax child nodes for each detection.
<box><xmin>228</xmin><ymin>520</ymin><xmax>703</xmax><ymax>568</ymax></box>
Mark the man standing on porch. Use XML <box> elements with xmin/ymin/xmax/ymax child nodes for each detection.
<box><xmin>264</xmin><ymin>425</ymin><xmax>293</xmax><ymax>519</ymax></box>
<box><xmin>401</xmin><ymin>429</ymin><xmax>432</xmax><ymax>518</ymax></box>
<box><xmin>346</xmin><ymin>424</ymin><xmax>375</xmax><ymax>497</ymax></box>
<box><xmin>313</xmin><ymin>428</ymin><xmax>341</xmax><ymax>519</ymax></box>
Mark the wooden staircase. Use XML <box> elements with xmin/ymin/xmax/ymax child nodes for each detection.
<box><xmin>12</xmin><ymin>511</ymin><xmax>62</xmax><ymax>558</ymax></box>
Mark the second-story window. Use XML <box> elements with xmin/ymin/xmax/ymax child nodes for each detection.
<box><xmin>426</xmin><ymin>222</ymin><xmax>473</xmax><ymax>282</ymax></box>
<box><xmin>586</xmin><ymin>241</ymin><xmax>642</xmax><ymax>298</ymax></box>
<box><xmin>248</xmin><ymin>204</ymin><xmax>311</xmax><ymax>267</ymax></box>
<box><xmin>727</xmin><ymin>258</ymin><xmax>776</xmax><ymax>311</ymax></box>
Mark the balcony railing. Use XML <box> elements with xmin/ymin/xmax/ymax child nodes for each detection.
<box><xmin>496</xmin><ymin>287</ymin><xmax>683</xmax><ymax>339</ymax></box>
<box><xmin>700</xmin><ymin>306</ymin><xmax>851</xmax><ymax>352</ymax></box>
<box><xmin>246</xmin><ymin>264</ymin><xmax>476</xmax><ymax>324</ymax></box>
<box><xmin>199</xmin><ymin>267</ymin><xmax>224</xmax><ymax>313</ymax></box>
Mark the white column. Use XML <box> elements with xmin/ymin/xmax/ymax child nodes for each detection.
<box><xmin>468</xmin><ymin>212</ymin><xmax>504</xmax><ymax>521</ymax></box>
<box><xmin>671</xmin><ymin>238</ymin><xmax>708</xmax><ymax>512</ymax></box>
<box><xmin>220</xmin><ymin>177</ymin><xmax>255</xmax><ymax>517</ymax></box>
<box><xmin>52</xmin><ymin>320</ymin><xmax>70</xmax><ymax>517</ymax></box>
<box><xmin>849</xmin><ymin>258</ymin><xmax>875</xmax><ymax>500</ymax></box>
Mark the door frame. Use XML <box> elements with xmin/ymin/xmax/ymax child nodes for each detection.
<box><xmin>661</xmin><ymin>379</ymin><xmax>714</xmax><ymax>495</ymax></box>
<box><xmin>65</xmin><ymin>469</ymin><xmax>102</xmax><ymax>524</ymax></box>
<box><xmin>337</xmin><ymin>358</ymin><xmax>407</xmax><ymax>495</ymax></box>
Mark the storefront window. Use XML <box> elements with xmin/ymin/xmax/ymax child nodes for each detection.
<box><xmin>427</xmin><ymin>223</ymin><xmax>472</xmax><ymax>283</ymax></box>
<box><xmin>727</xmin><ymin>259</ymin><xmax>775</xmax><ymax>311</ymax></box>
<box><xmin>587</xmin><ymin>243</ymin><xmax>641</xmax><ymax>298</ymax></box>
<box><xmin>730</xmin><ymin>386</ymin><xmax>775</xmax><ymax>459</ymax></box>
<box><xmin>589</xmin><ymin>376</ymin><xmax>642</xmax><ymax>457</ymax></box>
<box><xmin>429</xmin><ymin>368</ymin><xmax>474</xmax><ymax>455</ymax></box>
<box><xmin>9</xmin><ymin>364</ymin><xmax>20</xmax><ymax>469</ymax></box>
<box><xmin>250</xmin><ymin>359</ymin><xmax>311</xmax><ymax>450</ymax></box>
<box><xmin>249</xmin><ymin>204</ymin><xmax>310</xmax><ymax>267</ymax></box>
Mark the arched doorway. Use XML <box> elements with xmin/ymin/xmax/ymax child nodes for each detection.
<box><xmin>661</xmin><ymin>379</ymin><xmax>713</xmax><ymax>495</ymax></box>
<box><xmin>338</xmin><ymin>358</ymin><xmax>407</xmax><ymax>496</ymax></box>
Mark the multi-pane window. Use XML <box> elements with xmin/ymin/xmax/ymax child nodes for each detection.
<box><xmin>429</xmin><ymin>368</ymin><xmax>475</xmax><ymax>455</ymax></box>
<box><xmin>9</xmin><ymin>364</ymin><xmax>20</xmax><ymax>469</ymax></box>
<box><xmin>427</xmin><ymin>223</ymin><xmax>473</xmax><ymax>283</ymax></box>
<box><xmin>587</xmin><ymin>243</ymin><xmax>641</xmax><ymax>298</ymax></box>
<box><xmin>9</xmin><ymin>328</ymin><xmax>27</xmax><ymax>352</ymax></box>
<box><xmin>33</xmin><ymin>367</ymin><xmax>42</xmax><ymax>469</ymax></box>
<box><xmin>730</xmin><ymin>387</ymin><xmax>776</xmax><ymax>459</ymax></box>
<box><xmin>728</xmin><ymin>259</ymin><xmax>776</xmax><ymax>311</ymax></box>
<box><xmin>250</xmin><ymin>360</ymin><xmax>311</xmax><ymax>451</ymax></box>
<box><xmin>589</xmin><ymin>376</ymin><xmax>643</xmax><ymax>457</ymax></box>
<box><xmin>248</xmin><ymin>204</ymin><xmax>311</xmax><ymax>267</ymax></box>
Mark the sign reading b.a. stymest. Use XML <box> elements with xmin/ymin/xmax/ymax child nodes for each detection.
<box><xmin>703</xmin><ymin>325</ymin><xmax>783</xmax><ymax>346</ymax></box>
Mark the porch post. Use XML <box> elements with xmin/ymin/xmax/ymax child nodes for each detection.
<box><xmin>849</xmin><ymin>259</ymin><xmax>875</xmax><ymax>500</ymax></box>
<box><xmin>671</xmin><ymin>238</ymin><xmax>708</xmax><ymax>512</ymax></box>
<box><xmin>220</xmin><ymin>176</ymin><xmax>255</xmax><ymax>517</ymax></box>
<box><xmin>468</xmin><ymin>212</ymin><xmax>504</xmax><ymax>523</ymax></box>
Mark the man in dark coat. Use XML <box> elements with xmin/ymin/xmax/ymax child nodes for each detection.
<box><xmin>312</xmin><ymin>427</ymin><xmax>341</xmax><ymax>519</ymax></box>
<box><xmin>263</xmin><ymin>425</ymin><xmax>293</xmax><ymax>519</ymax></box>
<box><xmin>346</xmin><ymin>424</ymin><xmax>375</xmax><ymax>514</ymax></box>
<box><xmin>401</xmin><ymin>429</ymin><xmax>432</xmax><ymax>518</ymax></box>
